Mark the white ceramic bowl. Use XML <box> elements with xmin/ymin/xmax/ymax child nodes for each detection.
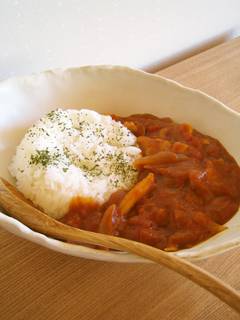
<box><xmin>0</xmin><ymin>65</ymin><xmax>240</xmax><ymax>263</ymax></box>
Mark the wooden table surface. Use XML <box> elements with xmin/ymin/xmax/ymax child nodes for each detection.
<box><xmin>1</xmin><ymin>37</ymin><xmax>240</xmax><ymax>320</ymax></box>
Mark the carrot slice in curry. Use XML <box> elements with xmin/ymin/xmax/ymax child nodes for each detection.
<box><xmin>119</xmin><ymin>173</ymin><xmax>155</xmax><ymax>216</ymax></box>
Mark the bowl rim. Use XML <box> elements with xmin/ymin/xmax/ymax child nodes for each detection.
<box><xmin>1</xmin><ymin>64</ymin><xmax>239</xmax><ymax>120</ymax></box>
<box><xmin>0</xmin><ymin>64</ymin><xmax>240</xmax><ymax>263</ymax></box>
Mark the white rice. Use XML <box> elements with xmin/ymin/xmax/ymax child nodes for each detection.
<box><xmin>9</xmin><ymin>108</ymin><xmax>141</xmax><ymax>219</ymax></box>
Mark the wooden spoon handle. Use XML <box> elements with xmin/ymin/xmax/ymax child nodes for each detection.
<box><xmin>0</xmin><ymin>178</ymin><xmax>240</xmax><ymax>313</ymax></box>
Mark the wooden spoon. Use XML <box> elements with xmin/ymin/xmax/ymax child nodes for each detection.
<box><xmin>0</xmin><ymin>177</ymin><xmax>240</xmax><ymax>313</ymax></box>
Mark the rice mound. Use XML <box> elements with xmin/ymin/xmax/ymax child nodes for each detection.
<box><xmin>9</xmin><ymin>108</ymin><xmax>141</xmax><ymax>219</ymax></box>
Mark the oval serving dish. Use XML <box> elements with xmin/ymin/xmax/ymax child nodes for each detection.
<box><xmin>0</xmin><ymin>65</ymin><xmax>240</xmax><ymax>263</ymax></box>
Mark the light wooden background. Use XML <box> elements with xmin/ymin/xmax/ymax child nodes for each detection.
<box><xmin>1</xmin><ymin>37</ymin><xmax>240</xmax><ymax>320</ymax></box>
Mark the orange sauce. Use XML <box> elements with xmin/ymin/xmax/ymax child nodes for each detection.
<box><xmin>61</xmin><ymin>114</ymin><xmax>240</xmax><ymax>251</ymax></box>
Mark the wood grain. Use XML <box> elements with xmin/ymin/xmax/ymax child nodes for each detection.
<box><xmin>158</xmin><ymin>36</ymin><xmax>240</xmax><ymax>112</ymax></box>
<box><xmin>1</xmin><ymin>37</ymin><xmax>240</xmax><ymax>320</ymax></box>
<box><xmin>1</xmin><ymin>177</ymin><xmax>240</xmax><ymax>313</ymax></box>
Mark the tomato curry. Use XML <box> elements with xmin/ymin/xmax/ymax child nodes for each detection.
<box><xmin>61</xmin><ymin>114</ymin><xmax>240</xmax><ymax>251</ymax></box>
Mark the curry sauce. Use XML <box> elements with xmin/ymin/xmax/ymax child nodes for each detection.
<box><xmin>61</xmin><ymin>114</ymin><xmax>240</xmax><ymax>251</ymax></box>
